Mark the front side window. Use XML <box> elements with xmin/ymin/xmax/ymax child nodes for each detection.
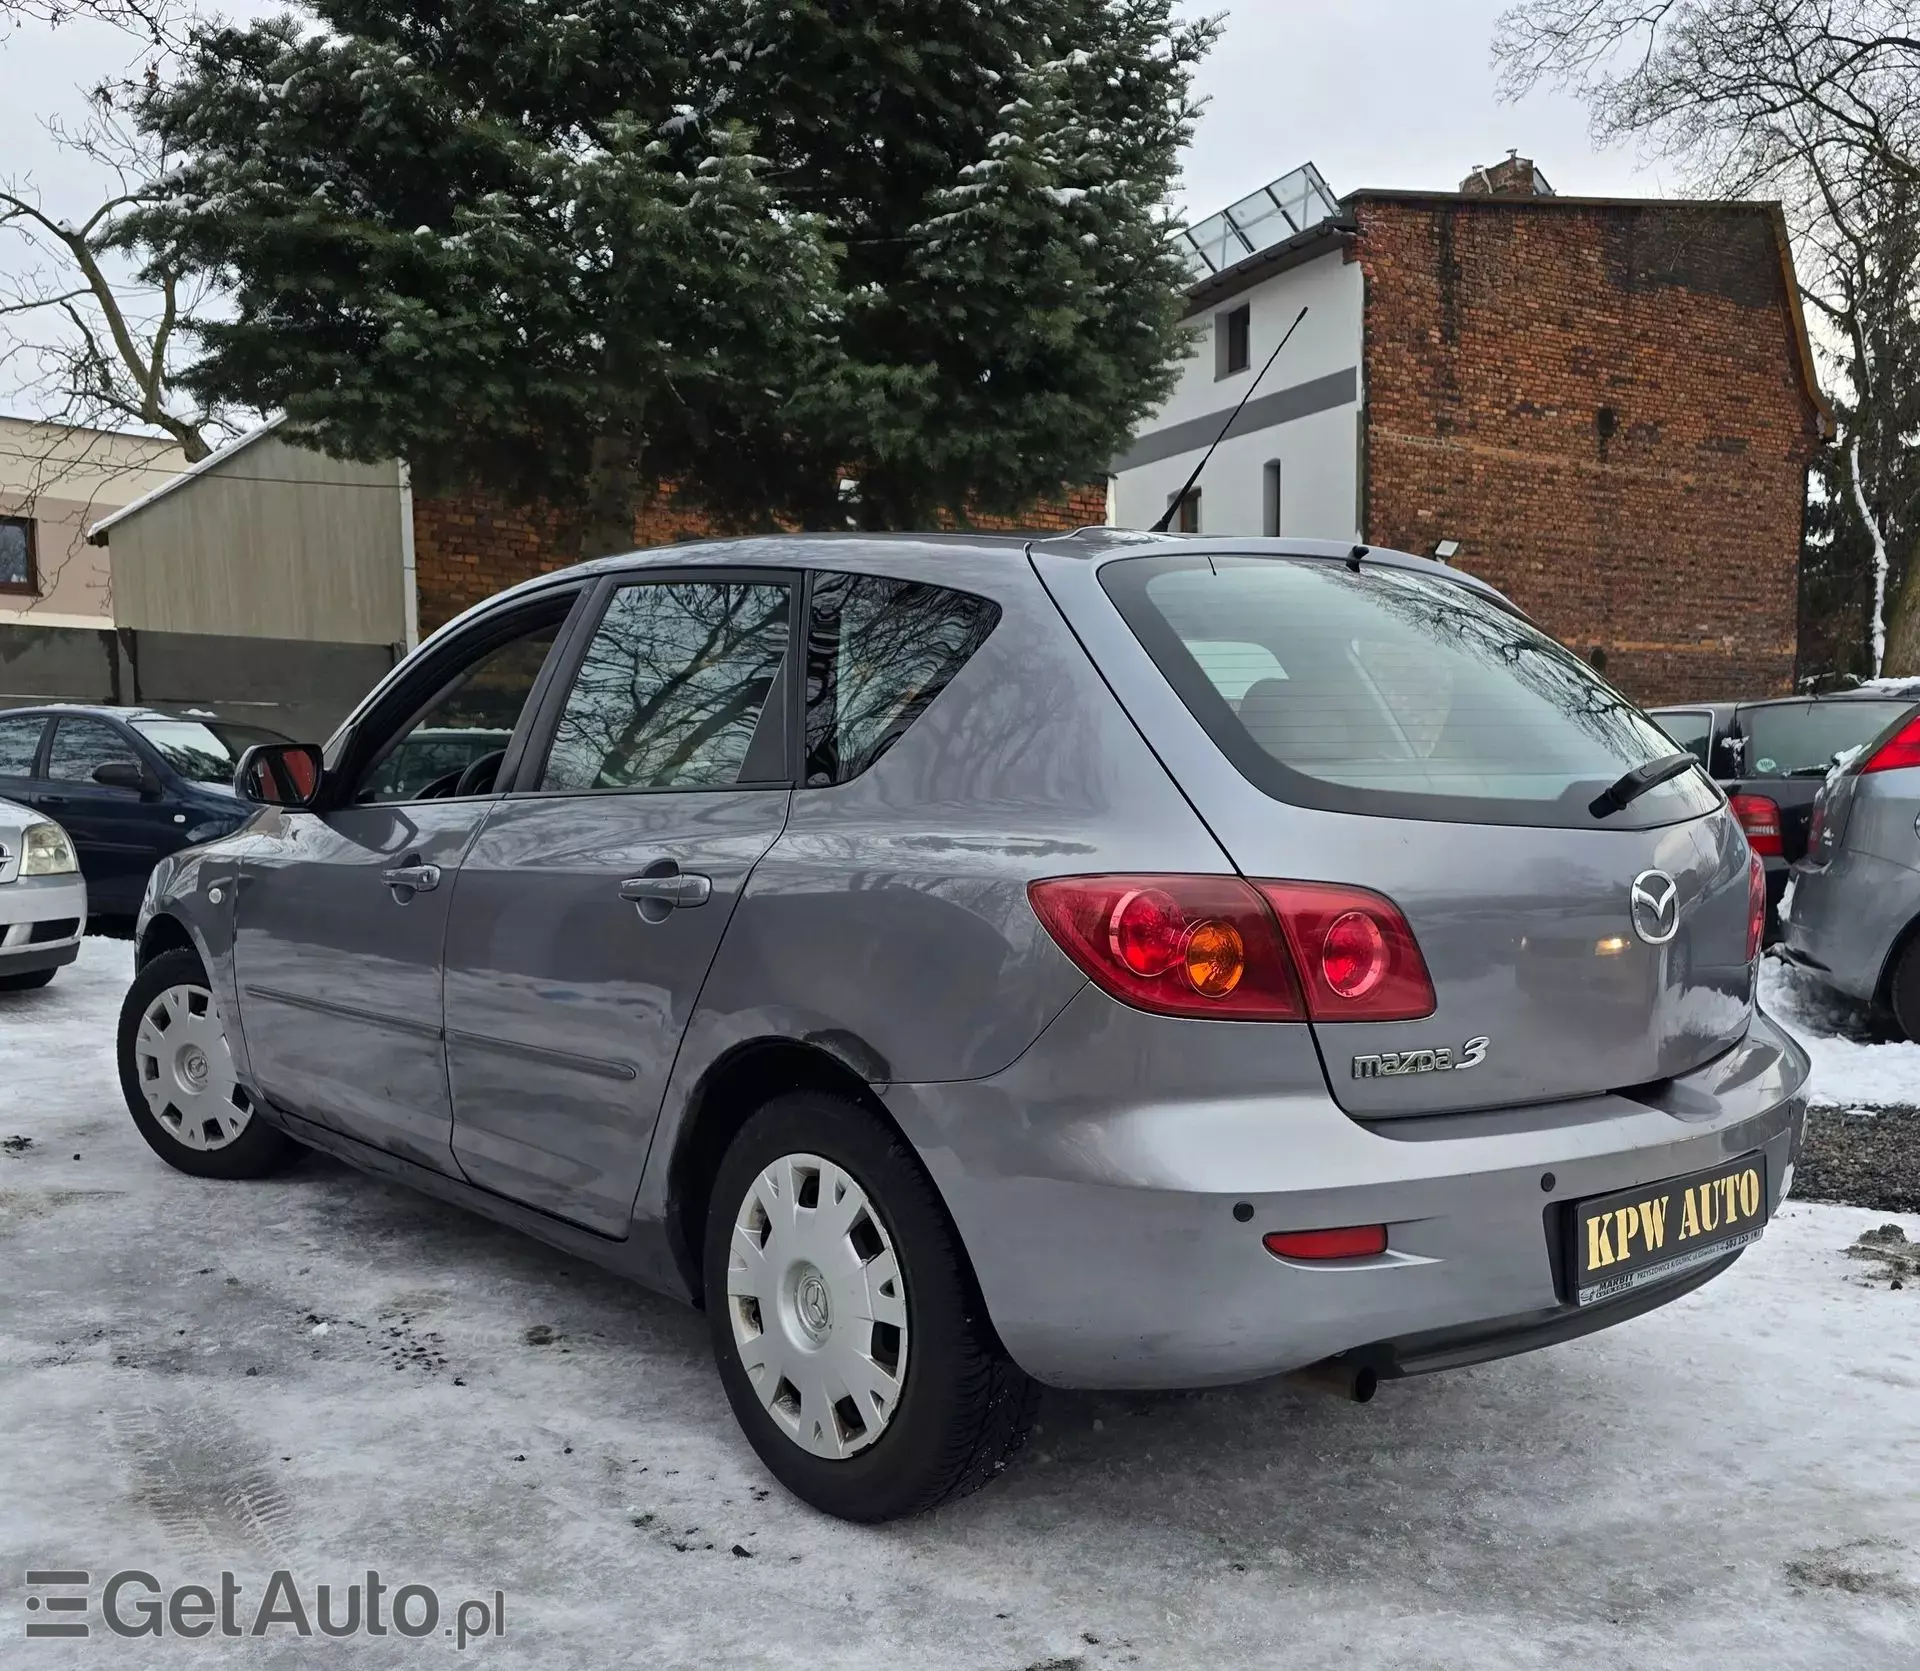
<box><xmin>132</xmin><ymin>719</ymin><xmax>282</xmax><ymax>791</ymax></box>
<box><xmin>0</xmin><ymin>517</ymin><xmax>35</xmax><ymax>592</ymax></box>
<box><xmin>805</xmin><ymin>573</ymin><xmax>999</xmax><ymax>786</ymax></box>
<box><xmin>0</xmin><ymin>716</ymin><xmax>46</xmax><ymax>776</ymax></box>
<box><xmin>45</xmin><ymin>718</ymin><xmax>141</xmax><ymax>783</ymax></box>
<box><xmin>354</xmin><ymin>612</ymin><xmax>566</xmax><ymax>803</ymax></box>
<box><xmin>1103</xmin><ymin>553</ymin><xmax>1719</xmax><ymax>829</ymax></box>
<box><xmin>542</xmin><ymin>580</ymin><xmax>792</xmax><ymax>793</ymax></box>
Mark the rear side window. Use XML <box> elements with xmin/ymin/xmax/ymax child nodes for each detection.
<box><xmin>542</xmin><ymin>580</ymin><xmax>792</xmax><ymax>792</ymax></box>
<box><xmin>804</xmin><ymin>573</ymin><xmax>999</xmax><ymax>786</ymax></box>
<box><xmin>1737</xmin><ymin>700</ymin><xmax>1913</xmax><ymax>778</ymax></box>
<box><xmin>0</xmin><ymin>716</ymin><xmax>45</xmax><ymax>776</ymax></box>
<box><xmin>1102</xmin><ymin>554</ymin><xmax>1719</xmax><ymax>829</ymax></box>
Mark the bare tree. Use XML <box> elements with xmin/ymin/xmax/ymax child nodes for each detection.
<box><xmin>1494</xmin><ymin>0</ymin><xmax>1920</xmax><ymax>676</ymax></box>
<box><xmin>1</xmin><ymin>93</ymin><xmax>227</xmax><ymax>463</ymax></box>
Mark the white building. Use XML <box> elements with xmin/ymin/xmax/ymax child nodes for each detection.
<box><xmin>1109</xmin><ymin>164</ymin><xmax>1361</xmax><ymax>541</ymax></box>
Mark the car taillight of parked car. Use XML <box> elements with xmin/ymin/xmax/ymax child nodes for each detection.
<box><xmin>1728</xmin><ymin>792</ymin><xmax>1783</xmax><ymax>857</ymax></box>
<box><xmin>1860</xmin><ymin>712</ymin><xmax>1920</xmax><ymax>774</ymax></box>
<box><xmin>1026</xmin><ymin>875</ymin><xmax>1436</xmax><ymax>1022</ymax></box>
<box><xmin>1746</xmin><ymin>852</ymin><xmax>1765</xmax><ymax>962</ymax></box>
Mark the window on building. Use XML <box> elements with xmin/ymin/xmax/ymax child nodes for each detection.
<box><xmin>1215</xmin><ymin>304</ymin><xmax>1250</xmax><ymax>378</ymax></box>
<box><xmin>804</xmin><ymin>572</ymin><xmax>1000</xmax><ymax>786</ymax></box>
<box><xmin>542</xmin><ymin>580</ymin><xmax>792</xmax><ymax>792</ymax></box>
<box><xmin>1263</xmin><ymin>461</ymin><xmax>1282</xmax><ymax>537</ymax></box>
<box><xmin>0</xmin><ymin>516</ymin><xmax>35</xmax><ymax>594</ymax></box>
<box><xmin>1169</xmin><ymin>487</ymin><xmax>1201</xmax><ymax>533</ymax></box>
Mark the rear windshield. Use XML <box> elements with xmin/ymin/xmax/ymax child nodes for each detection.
<box><xmin>1738</xmin><ymin>700</ymin><xmax>1914</xmax><ymax>779</ymax></box>
<box><xmin>1102</xmin><ymin>554</ymin><xmax>1719</xmax><ymax>829</ymax></box>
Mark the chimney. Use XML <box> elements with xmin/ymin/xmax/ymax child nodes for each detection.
<box><xmin>1460</xmin><ymin>150</ymin><xmax>1553</xmax><ymax>198</ymax></box>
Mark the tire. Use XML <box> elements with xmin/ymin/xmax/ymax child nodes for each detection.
<box><xmin>1889</xmin><ymin>938</ymin><xmax>1920</xmax><ymax>1043</ymax></box>
<box><xmin>704</xmin><ymin>1090</ymin><xmax>1038</xmax><ymax>1522</ymax></box>
<box><xmin>0</xmin><ymin>967</ymin><xmax>56</xmax><ymax>991</ymax></box>
<box><xmin>117</xmin><ymin>948</ymin><xmax>301</xmax><ymax>1180</ymax></box>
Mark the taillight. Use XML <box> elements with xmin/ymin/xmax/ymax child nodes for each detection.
<box><xmin>1729</xmin><ymin>792</ymin><xmax>1783</xmax><ymax>858</ymax></box>
<box><xmin>1746</xmin><ymin>851</ymin><xmax>1765</xmax><ymax>962</ymax></box>
<box><xmin>1028</xmin><ymin>875</ymin><xmax>1437</xmax><ymax>1023</ymax></box>
<box><xmin>1255</xmin><ymin>882</ymin><xmax>1437</xmax><ymax>1021</ymax></box>
<box><xmin>1862</xmin><ymin>712</ymin><xmax>1920</xmax><ymax>774</ymax></box>
<box><xmin>1027</xmin><ymin>875</ymin><xmax>1305</xmax><ymax>1019</ymax></box>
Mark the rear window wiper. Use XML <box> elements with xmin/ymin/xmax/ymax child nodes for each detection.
<box><xmin>1589</xmin><ymin>752</ymin><xmax>1699</xmax><ymax>818</ymax></box>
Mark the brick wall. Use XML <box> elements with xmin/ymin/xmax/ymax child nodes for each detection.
<box><xmin>1352</xmin><ymin>195</ymin><xmax>1825</xmax><ymax>704</ymax></box>
<box><xmin>411</xmin><ymin>482</ymin><xmax>1107</xmax><ymax>636</ymax></box>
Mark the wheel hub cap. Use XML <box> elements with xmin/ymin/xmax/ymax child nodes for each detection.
<box><xmin>727</xmin><ymin>1152</ymin><xmax>908</xmax><ymax>1460</ymax></box>
<box><xmin>132</xmin><ymin>982</ymin><xmax>253</xmax><ymax>1152</ymax></box>
<box><xmin>793</xmin><ymin>1265</ymin><xmax>833</xmax><ymax>1340</ymax></box>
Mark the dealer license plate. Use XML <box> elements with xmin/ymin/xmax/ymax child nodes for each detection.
<box><xmin>1572</xmin><ymin>1154</ymin><xmax>1768</xmax><ymax>1306</ymax></box>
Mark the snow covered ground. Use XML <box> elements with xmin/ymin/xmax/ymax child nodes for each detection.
<box><xmin>2</xmin><ymin>938</ymin><xmax>1917</xmax><ymax>1669</ymax></box>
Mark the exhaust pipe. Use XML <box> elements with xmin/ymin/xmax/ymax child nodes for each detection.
<box><xmin>1288</xmin><ymin>1359</ymin><xmax>1378</xmax><ymax>1404</ymax></box>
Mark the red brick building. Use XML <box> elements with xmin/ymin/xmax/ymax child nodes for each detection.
<box><xmin>1113</xmin><ymin>157</ymin><xmax>1831</xmax><ymax>703</ymax></box>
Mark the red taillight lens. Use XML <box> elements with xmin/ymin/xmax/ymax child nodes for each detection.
<box><xmin>1862</xmin><ymin>713</ymin><xmax>1920</xmax><ymax>774</ymax></box>
<box><xmin>1029</xmin><ymin>876</ymin><xmax>1437</xmax><ymax>1022</ymax></box>
<box><xmin>1746</xmin><ymin>851</ymin><xmax>1766</xmax><ymax>962</ymax></box>
<box><xmin>1028</xmin><ymin>875</ymin><xmax>1305</xmax><ymax>1019</ymax></box>
<box><xmin>1109</xmin><ymin>886</ymin><xmax>1186</xmax><ymax>976</ymax></box>
<box><xmin>1729</xmin><ymin>792</ymin><xmax>1783</xmax><ymax>857</ymax></box>
<box><xmin>1321</xmin><ymin>910</ymin><xmax>1388</xmax><ymax>999</ymax></box>
<box><xmin>1256</xmin><ymin>882</ymin><xmax>1437</xmax><ymax>1021</ymax></box>
<box><xmin>1263</xmin><ymin>1225</ymin><xmax>1389</xmax><ymax>1260</ymax></box>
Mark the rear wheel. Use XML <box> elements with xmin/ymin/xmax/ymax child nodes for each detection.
<box><xmin>116</xmin><ymin>948</ymin><xmax>300</xmax><ymax>1179</ymax></box>
<box><xmin>1889</xmin><ymin>938</ymin><xmax>1920</xmax><ymax>1043</ymax></box>
<box><xmin>704</xmin><ymin>1091</ymin><xmax>1037</xmax><ymax>1522</ymax></box>
<box><xmin>0</xmin><ymin>967</ymin><xmax>56</xmax><ymax>992</ymax></box>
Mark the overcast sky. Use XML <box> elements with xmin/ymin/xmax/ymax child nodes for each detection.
<box><xmin>0</xmin><ymin>0</ymin><xmax>1659</xmax><ymax>420</ymax></box>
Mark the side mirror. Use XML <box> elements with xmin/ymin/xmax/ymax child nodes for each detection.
<box><xmin>92</xmin><ymin>759</ymin><xmax>149</xmax><ymax>793</ymax></box>
<box><xmin>235</xmin><ymin>742</ymin><xmax>325</xmax><ymax>808</ymax></box>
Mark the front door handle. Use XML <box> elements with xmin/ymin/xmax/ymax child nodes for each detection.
<box><xmin>619</xmin><ymin>873</ymin><xmax>712</xmax><ymax>910</ymax></box>
<box><xmin>381</xmin><ymin>863</ymin><xmax>442</xmax><ymax>897</ymax></box>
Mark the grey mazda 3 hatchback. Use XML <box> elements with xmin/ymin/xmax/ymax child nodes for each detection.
<box><xmin>120</xmin><ymin>532</ymin><xmax>1808</xmax><ymax>1521</ymax></box>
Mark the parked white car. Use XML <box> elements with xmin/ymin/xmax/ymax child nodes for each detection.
<box><xmin>0</xmin><ymin>796</ymin><xmax>86</xmax><ymax>991</ymax></box>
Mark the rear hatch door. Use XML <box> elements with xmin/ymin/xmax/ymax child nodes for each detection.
<box><xmin>1037</xmin><ymin>545</ymin><xmax>1756</xmax><ymax>1117</ymax></box>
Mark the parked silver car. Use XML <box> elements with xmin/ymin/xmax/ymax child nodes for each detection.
<box><xmin>1780</xmin><ymin>702</ymin><xmax>1920</xmax><ymax>1039</ymax></box>
<box><xmin>0</xmin><ymin>794</ymin><xmax>86</xmax><ymax>990</ymax></box>
<box><xmin>120</xmin><ymin>533</ymin><xmax>1807</xmax><ymax>1521</ymax></box>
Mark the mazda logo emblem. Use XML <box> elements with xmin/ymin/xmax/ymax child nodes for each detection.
<box><xmin>1629</xmin><ymin>869</ymin><xmax>1681</xmax><ymax>945</ymax></box>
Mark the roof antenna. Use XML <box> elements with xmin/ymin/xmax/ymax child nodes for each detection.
<box><xmin>1149</xmin><ymin>303</ymin><xmax>1310</xmax><ymax>534</ymax></box>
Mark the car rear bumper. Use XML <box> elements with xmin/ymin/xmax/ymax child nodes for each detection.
<box><xmin>0</xmin><ymin>873</ymin><xmax>88</xmax><ymax>974</ymax></box>
<box><xmin>884</xmin><ymin>988</ymin><xmax>1808</xmax><ymax>1390</ymax></box>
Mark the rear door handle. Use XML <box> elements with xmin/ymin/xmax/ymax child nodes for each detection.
<box><xmin>381</xmin><ymin>863</ymin><xmax>442</xmax><ymax>896</ymax></box>
<box><xmin>619</xmin><ymin>873</ymin><xmax>712</xmax><ymax>910</ymax></box>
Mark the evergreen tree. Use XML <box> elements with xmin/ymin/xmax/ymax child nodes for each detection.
<box><xmin>130</xmin><ymin>0</ymin><xmax>1215</xmax><ymax>554</ymax></box>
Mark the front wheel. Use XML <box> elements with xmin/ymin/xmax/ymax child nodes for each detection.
<box><xmin>116</xmin><ymin>948</ymin><xmax>300</xmax><ymax>1179</ymax></box>
<box><xmin>704</xmin><ymin>1091</ymin><xmax>1037</xmax><ymax>1522</ymax></box>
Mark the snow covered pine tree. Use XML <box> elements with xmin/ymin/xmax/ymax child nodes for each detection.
<box><xmin>129</xmin><ymin>0</ymin><xmax>1217</xmax><ymax>554</ymax></box>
